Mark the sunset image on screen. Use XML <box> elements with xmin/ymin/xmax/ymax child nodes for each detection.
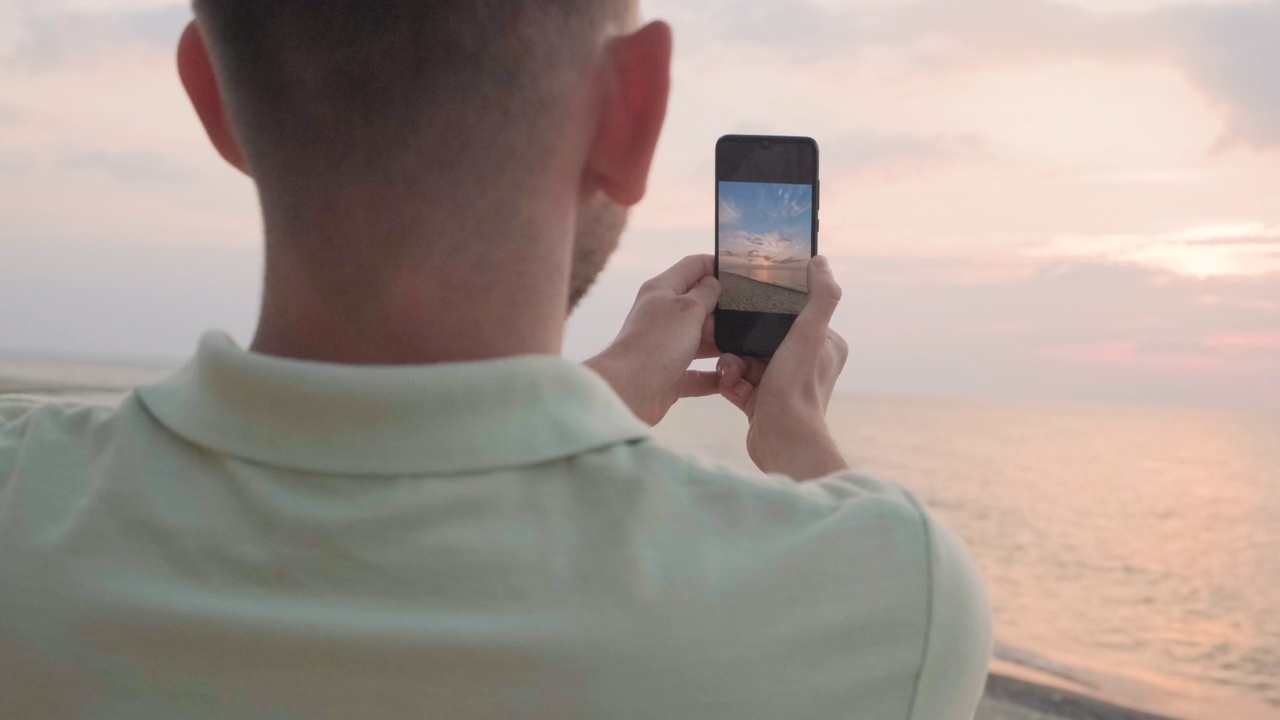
<box><xmin>718</xmin><ymin>181</ymin><xmax>812</xmax><ymax>314</ymax></box>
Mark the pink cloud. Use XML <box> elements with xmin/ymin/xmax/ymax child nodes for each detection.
<box><xmin>1044</xmin><ymin>333</ymin><xmax>1280</xmax><ymax>373</ymax></box>
<box><xmin>1047</xmin><ymin>341</ymin><xmax>1140</xmax><ymax>366</ymax></box>
<box><xmin>1045</xmin><ymin>340</ymin><xmax>1229</xmax><ymax>371</ymax></box>
<box><xmin>1203</xmin><ymin>332</ymin><xmax>1280</xmax><ymax>353</ymax></box>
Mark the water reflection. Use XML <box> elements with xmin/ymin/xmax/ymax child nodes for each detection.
<box><xmin>655</xmin><ymin>396</ymin><xmax>1280</xmax><ymax>719</ymax></box>
<box><xmin>723</xmin><ymin>262</ymin><xmax>808</xmax><ymax>293</ymax></box>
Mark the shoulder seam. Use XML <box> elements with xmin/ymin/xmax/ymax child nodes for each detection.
<box><xmin>901</xmin><ymin>492</ymin><xmax>935</xmax><ymax>720</ymax></box>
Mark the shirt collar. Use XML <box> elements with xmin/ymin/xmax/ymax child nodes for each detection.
<box><xmin>137</xmin><ymin>332</ymin><xmax>650</xmax><ymax>476</ymax></box>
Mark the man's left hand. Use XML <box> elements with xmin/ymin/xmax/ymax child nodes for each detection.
<box><xmin>585</xmin><ymin>255</ymin><xmax>722</xmax><ymax>426</ymax></box>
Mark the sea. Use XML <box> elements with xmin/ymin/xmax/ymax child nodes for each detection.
<box><xmin>3</xmin><ymin>362</ymin><xmax>1277</xmax><ymax>720</ymax></box>
<box><xmin>719</xmin><ymin>259</ymin><xmax>809</xmax><ymax>293</ymax></box>
<box><xmin>658</xmin><ymin>394</ymin><xmax>1280</xmax><ymax>720</ymax></box>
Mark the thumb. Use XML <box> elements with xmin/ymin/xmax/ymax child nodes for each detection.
<box><xmin>683</xmin><ymin>275</ymin><xmax>721</xmax><ymax>314</ymax></box>
<box><xmin>719</xmin><ymin>374</ymin><xmax>754</xmax><ymax>414</ymax></box>
<box><xmin>790</xmin><ymin>256</ymin><xmax>842</xmax><ymax>343</ymax></box>
<box><xmin>681</xmin><ymin>370</ymin><xmax>721</xmax><ymax>399</ymax></box>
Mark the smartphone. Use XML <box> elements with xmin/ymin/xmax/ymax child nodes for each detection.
<box><xmin>715</xmin><ymin>135</ymin><xmax>819</xmax><ymax>358</ymax></box>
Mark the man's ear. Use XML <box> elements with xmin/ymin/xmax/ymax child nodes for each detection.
<box><xmin>585</xmin><ymin>20</ymin><xmax>672</xmax><ymax>207</ymax></box>
<box><xmin>177</xmin><ymin>20</ymin><xmax>251</xmax><ymax>176</ymax></box>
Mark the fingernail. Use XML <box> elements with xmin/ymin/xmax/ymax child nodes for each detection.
<box><xmin>813</xmin><ymin>256</ymin><xmax>829</xmax><ymax>270</ymax></box>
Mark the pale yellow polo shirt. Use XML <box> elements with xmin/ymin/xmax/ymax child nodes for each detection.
<box><xmin>0</xmin><ymin>332</ymin><xmax>991</xmax><ymax>719</ymax></box>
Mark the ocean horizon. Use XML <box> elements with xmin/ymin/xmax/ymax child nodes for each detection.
<box><xmin>719</xmin><ymin>260</ymin><xmax>810</xmax><ymax>294</ymax></box>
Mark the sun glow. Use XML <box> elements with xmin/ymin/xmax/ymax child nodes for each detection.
<box><xmin>1039</xmin><ymin>223</ymin><xmax>1280</xmax><ymax>279</ymax></box>
<box><xmin>1151</xmin><ymin>247</ymin><xmax>1241</xmax><ymax>279</ymax></box>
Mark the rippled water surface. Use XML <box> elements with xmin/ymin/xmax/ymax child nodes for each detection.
<box><xmin>656</xmin><ymin>395</ymin><xmax>1280</xmax><ymax>719</ymax></box>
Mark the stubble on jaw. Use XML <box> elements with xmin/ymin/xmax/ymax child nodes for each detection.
<box><xmin>568</xmin><ymin>195</ymin><xmax>629</xmax><ymax>312</ymax></box>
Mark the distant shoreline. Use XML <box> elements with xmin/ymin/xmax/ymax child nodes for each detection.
<box><xmin>717</xmin><ymin>270</ymin><xmax>807</xmax><ymax>314</ymax></box>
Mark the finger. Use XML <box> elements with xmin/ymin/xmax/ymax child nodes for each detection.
<box><xmin>695</xmin><ymin>316</ymin><xmax>719</xmax><ymax>359</ymax></box>
<box><xmin>682</xmin><ymin>275</ymin><xmax>721</xmax><ymax>314</ymax></box>
<box><xmin>644</xmin><ymin>254</ymin><xmax>715</xmax><ymax>294</ymax></box>
<box><xmin>789</xmin><ymin>255</ymin><xmax>843</xmax><ymax>345</ymax></box>
<box><xmin>717</xmin><ymin>354</ymin><xmax>768</xmax><ymax>387</ymax></box>
<box><xmin>740</xmin><ymin>357</ymin><xmax>768</xmax><ymax>386</ymax></box>
<box><xmin>719</xmin><ymin>377</ymin><xmax>755</xmax><ymax>414</ymax></box>
<box><xmin>717</xmin><ymin>354</ymin><xmax>748</xmax><ymax>385</ymax></box>
<box><xmin>681</xmin><ymin>370</ymin><xmax>721</xmax><ymax>398</ymax></box>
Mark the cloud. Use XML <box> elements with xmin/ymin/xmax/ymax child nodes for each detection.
<box><xmin>718</xmin><ymin>197</ymin><xmax>741</xmax><ymax>224</ymax></box>
<box><xmin>3</xmin><ymin>4</ymin><xmax>190</xmax><ymax>69</ymax></box>
<box><xmin>721</xmin><ymin>230</ymin><xmax>810</xmax><ymax>263</ymax></box>
<box><xmin>711</xmin><ymin>1</ymin><xmax>870</xmax><ymax>61</ymax></box>
<box><xmin>1074</xmin><ymin>168</ymin><xmax>1207</xmax><ymax>186</ymax></box>
<box><xmin>1203</xmin><ymin>332</ymin><xmax>1280</xmax><ymax>353</ymax></box>
<box><xmin>7</xmin><ymin>0</ymin><xmax>1277</xmax><ymax>147</ymax></box>
<box><xmin>717</xmin><ymin>181</ymin><xmax>813</xmax><ymax>262</ymax></box>
<box><xmin>61</xmin><ymin>149</ymin><xmax>193</xmax><ymax>184</ymax></box>
<box><xmin>830</xmin><ymin>254</ymin><xmax>1280</xmax><ymax>408</ymax></box>
<box><xmin>698</xmin><ymin>0</ymin><xmax>1151</xmax><ymax>65</ymax></box>
<box><xmin>1185</xmin><ymin>235</ymin><xmax>1280</xmax><ymax>248</ymax></box>
<box><xmin>1036</xmin><ymin>222</ymin><xmax>1280</xmax><ymax>277</ymax></box>
<box><xmin>4</xmin><ymin>223</ymin><xmax>1275</xmax><ymax>411</ymax></box>
<box><xmin>1160</xmin><ymin>2</ymin><xmax>1280</xmax><ymax>147</ymax></box>
<box><xmin>824</xmin><ymin>130</ymin><xmax>985</xmax><ymax>175</ymax></box>
<box><xmin>695</xmin><ymin>0</ymin><xmax>1280</xmax><ymax>148</ymax></box>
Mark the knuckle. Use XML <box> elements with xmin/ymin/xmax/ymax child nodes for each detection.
<box><xmin>675</xmin><ymin>296</ymin><xmax>699</xmax><ymax>314</ymax></box>
<box><xmin>832</xmin><ymin>345</ymin><xmax>849</xmax><ymax>370</ymax></box>
<box><xmin>828</xmin><ymin>331</ymin><xmax>849</xmax><ymax>360</ymax></box>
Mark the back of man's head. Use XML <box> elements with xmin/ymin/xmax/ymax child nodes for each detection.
<box><xmin>193</xmin><ymin>0</ymin><xmax>634</xmax><ymax>194</ymax></box>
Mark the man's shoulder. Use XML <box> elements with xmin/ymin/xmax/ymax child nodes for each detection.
<box><xmin>618</xmin><ymin>440</ymin><xmax>929</xmax><ymax>527</ymax></box>
<box><xmin>0</xmin><ymin>394</ymin><xmax>128</xmax><ymax>434</ymax></box>
<box><xmin>0</xmin><ymin>395</ymin><xmax>49</xmax><ymax>426</ymax></box>
<box><xmin>588</xmin><ymin>437</ymin><xmax>989</xmax><ymax>628</ymax></box>
<box><xmin>0</xmin><ymin>394</ymin><xmax>139</xmax><ymax>488</ymax></box>
<box><xmin>602</xmin><ymin>441</ymin><xmax>993</xmax><ymax>717</ymax></box>
<box><xmin>590</xmin><ymin>440</ymin><xmax>938</xmax><ymax>581</ymax></box>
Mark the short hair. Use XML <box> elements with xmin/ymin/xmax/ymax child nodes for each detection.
<box><xmin>194</xmin><ymin>1</ymin><xmax>633</xmax><ymax>186</ymax></box>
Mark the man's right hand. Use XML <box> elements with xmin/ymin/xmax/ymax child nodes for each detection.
<box><xmin>717</xmin><ymin>256</ymin><xmax>850</xmax><ymax>481</ymax></box>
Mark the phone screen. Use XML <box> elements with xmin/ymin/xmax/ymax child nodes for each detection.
<box><xmin>715</xmin><ymin>135</ymin><xmax>819</xmax><ymax>358</ymax></box>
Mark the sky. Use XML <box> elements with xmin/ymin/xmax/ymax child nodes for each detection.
<box><xmin>0</xmin><ymin>0</ymin><xmax>1277</xmax><ymax>410</ymax></box>
<box><xmin>719</xmin><ymin>182</ymin><xmax>814</xmax><ymax>266</ymax></box>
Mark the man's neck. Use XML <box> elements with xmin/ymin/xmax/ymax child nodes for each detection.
<box><xmin>250</xmin><ymin>239</ymin><xmax>572</xmax><ymax>367</ymax></box>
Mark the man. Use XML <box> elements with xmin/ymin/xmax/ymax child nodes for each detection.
<box><xmin>0</xmin><ymin>2</ymin><xmax>991</xmax><ymax>718</ymax></box>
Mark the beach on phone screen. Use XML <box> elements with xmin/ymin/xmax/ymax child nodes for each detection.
<box><xmin>718</xmin><ymin>181</ymin><xmax>812</xmax><ymax>315</ymax></box>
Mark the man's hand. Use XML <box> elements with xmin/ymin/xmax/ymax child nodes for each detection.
<box><xmin>717</xmin><ymin>256</ymin><xmax>850</xmax><ymax>481</ymax></box>
<box><xmin>586</xmin><ymin>255</ymin><xmax>722</xmax><ymax>425</ymax></box>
